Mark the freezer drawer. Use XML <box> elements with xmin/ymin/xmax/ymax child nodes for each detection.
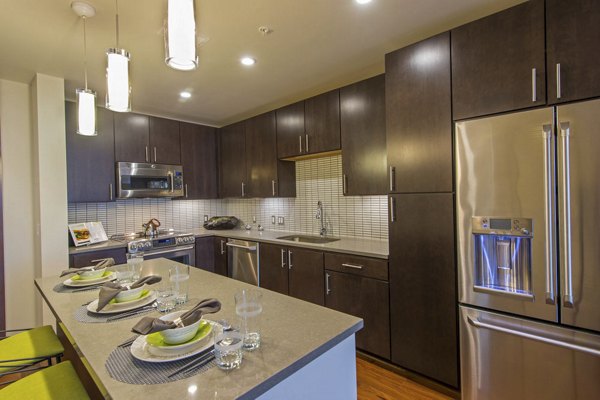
<box><xmin>460</xmin><ymin>306</ymin><xmax>600</xmax><ymax>400</ymax></box>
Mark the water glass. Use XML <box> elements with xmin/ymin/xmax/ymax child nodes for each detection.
<box><xmin>127</xmin><ymin>253</ymin><xmax>144</xmax><ymax>280</ymax></box>
<box><xmin>155</xmin><ymin>282</ymin><xmax>177</xmax><ymax>312</ymax></box>
<box><xmin>114</xmin><ymin>263</ymin><xmax>136</xmax><ymax>285</ymax></box>
<box><xmin>213</xmin><ymin>325</ymin><xmax>243</xmax><ymax>370</ymax></box>
<box><xmin>235</xmin><ymin>289</ymin><xmax>263</xmax><ymax>351</ymax></box>
<box><xmin>169</xmin><ymin>265</ymin><xmax>190</xmax><ymax>304</ymax></box>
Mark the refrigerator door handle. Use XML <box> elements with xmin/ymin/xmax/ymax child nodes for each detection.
<box><xmin>467</xmin><ymin>316</ymin><xmax>600</xmax><ymax>357</ymax></box>
<box><xmin>542</xmin><ymin>125</ymin><xmax>556</xmax><ymax>305</ymax></box>
<box><xmin>560</xmin><ymin>122</ymin><xmax>574</xmax><ymax>308</ymax></box>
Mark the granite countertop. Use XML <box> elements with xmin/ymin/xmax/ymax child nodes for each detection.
<box><xmin>35</xmin><ymin>258</ymin><xmax>363</xmax><ymax>399</ymax></box>
<box><xmin>69</xmin><ymin>228</ymin><xmax>389</xmax><ymax>259</ymax></box>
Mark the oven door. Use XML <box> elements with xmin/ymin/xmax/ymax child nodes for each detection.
<box><xmin>141</xmin><ymin>245</ymin><xmax>195</xmax><ymax>267</ymax></box>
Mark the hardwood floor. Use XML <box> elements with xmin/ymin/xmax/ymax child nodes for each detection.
<box><xmin>357</xmin><ymin>357</ymin><xmax>453</xmax><ymax>400</ymax></box>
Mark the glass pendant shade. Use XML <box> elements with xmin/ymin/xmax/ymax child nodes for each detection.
<box><xmin>76</xmin><ymin>88</ymin><xmax>97</xmax><ymax>136</ymax></box>
<box><xmin>165</xmin><ymin>0</ymin><xmax>198</xmax><ymax>71</ymax></box>
<box><xmin>106</xmin><ymin>48</ymin><xmax>131</xmax><ymax>112</ymax></box>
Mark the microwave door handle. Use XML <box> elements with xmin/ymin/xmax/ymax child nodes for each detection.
<box><xmin>168</xmin><ymin>172</ymin><xmax>174</xmax><ymax>193</ymax></box>
<box><xmin>560</xmin><ymin>122</ymin><xmax>574</xmax><ymax>308</ymax></box>
<box><xmin>542</xmin><ymin>124</ymin><xmax>556</xmax><ymax>305</ymax></box>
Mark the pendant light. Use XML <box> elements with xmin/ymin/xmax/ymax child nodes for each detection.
<box><xmin>106</xmin><ymin>0</ymin><xmax>131</xmax><ymax>112</ymax></box>
<box><xmin>72</xmin><ymin>1</ymin><xmax>97</xmax><ymax>136</ymax></box>
<box><xmin>165</xmin><ymin>0</ymin><xmax>198</xmax><ymax>71</ymax></box>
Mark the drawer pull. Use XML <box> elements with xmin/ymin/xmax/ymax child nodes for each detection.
<box><xmin>342</xmin><ymin>263</ymin><xmax>364</xmax><ymax>270</ymax></box>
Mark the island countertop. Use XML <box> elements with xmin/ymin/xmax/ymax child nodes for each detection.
<box><xmin>35</xmin><ymin>258</ymin><xmax>363</xmax><ymax>399</ymax></box>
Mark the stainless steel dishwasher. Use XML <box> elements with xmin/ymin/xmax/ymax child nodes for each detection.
<box><xmin>226</xmin><ymin>239</ymin><xmax>259</xmax><ymax>286</ymax></box>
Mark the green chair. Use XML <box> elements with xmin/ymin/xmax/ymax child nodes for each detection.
<box><xmin>0</xmin><ymin>360</ymin><xmax>89</xmax><ymax>399</ymax></box>
<box><xmin>0</xmin><ymin>326</ymin><xmax>64</xmax><ymax>381</ymax></box>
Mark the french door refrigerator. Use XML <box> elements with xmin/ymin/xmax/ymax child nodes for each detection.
<box><xmin>456</xmin><ymin>98</ymin><xmax>600</xmax><ymax>399</ymax></box>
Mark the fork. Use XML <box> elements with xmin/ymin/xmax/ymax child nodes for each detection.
<box><xmin>167</xmin><ymin>349</ymin><xmax>215</xmax><ymax>378</ymax></box>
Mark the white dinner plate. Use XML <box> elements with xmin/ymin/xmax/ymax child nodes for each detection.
<box><xmin>86</xmin><ymin>291</ymin><xmax>157</xmax><ymax>314</ymax></box>
<box><xmin>146</xmin><ymin>321</ymin><xmax>213</xmax><ymax>357</ymax></box>
<box><xmin>130</xmin><ymin>321</ymin><xmax>218</xmax><ymax>363</ymax></box>
<box><xmin>63</xmin><ymin>271</ymin><xmax>116</xmax><ymax>287</ymax></box>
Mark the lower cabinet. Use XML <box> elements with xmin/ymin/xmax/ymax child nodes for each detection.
<box><xmin>260</xmin><ymin>243</ymin><xmax>325</xmax><ymax>306</ymax></box>
<box><xmin>194</xmin><ymin>237</ymin><xmax>215</xmax><ymax>272</ymax></box>
<box><xmin>69</xmin><ymin>248</ymin><xmax>127</xmax><ymax>268</ymax></box>
<box><xmin>213</xmin><ymin>237</ymin><xmax>228</xmax><ymax>277</ymax></box>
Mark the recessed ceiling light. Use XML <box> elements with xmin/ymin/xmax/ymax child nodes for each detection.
<box><xmin>356</xmin><ymin>0</ymin><xmax>372</xmax><ymax>4</ymax></box>
<box><xmin>241</xmin><ymin>57</ymin><xmax>256</xmax><ymax>66</ymax></box>
<box><xmin>180</xmin><ymin>91</ymin><xmax>192</xmax><ymax>99</ymax></box>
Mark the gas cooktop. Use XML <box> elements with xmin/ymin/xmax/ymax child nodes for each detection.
<box><xmin>110</xmin><ymin>229</ymin><xmax>188</xmax><ymax>242</ymax></box>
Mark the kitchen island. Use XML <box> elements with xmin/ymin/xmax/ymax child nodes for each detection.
<box><xmin>34</xmin><ymin>258</ymin><xmax>363</xmax><ymax>399</ymax></box>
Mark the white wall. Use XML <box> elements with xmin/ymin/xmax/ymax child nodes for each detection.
<box><xmin>0</xmin><ymin>79</ymin><xmax>38</xmax><ymax>328</ymax></box>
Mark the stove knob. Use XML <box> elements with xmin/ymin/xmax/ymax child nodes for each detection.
<box><xmin>144</xmin><ymin>242</ymin><xmax>152</xmax><ymax>249</ymax></box>
<box><xmin>176</xmin><ymin>237</ymin><xmax>182</xmax><ymax>244</ymax></box>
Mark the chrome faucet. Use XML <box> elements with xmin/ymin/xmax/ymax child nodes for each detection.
<box><xmin>315</xmin><ymin>201</ymin><xmax>327</xmax><ymax>237</ymax></box>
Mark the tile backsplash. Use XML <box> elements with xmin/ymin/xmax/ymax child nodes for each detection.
<box><xmin>68</xmin><ymin>155</ymin><xmax>388</xmax><ymax>240</ymax></box>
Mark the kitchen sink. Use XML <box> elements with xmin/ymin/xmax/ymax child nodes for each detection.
<box><xmin>276</xmin><ymin>235</ymin><xmax>340</xmax><ymax>244</ymax></box>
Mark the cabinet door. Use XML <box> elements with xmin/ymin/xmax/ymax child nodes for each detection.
<box><xmin>218</xmin><ymin>122</ymin><xmax>246</xmax><ymax>198</ymax></box>
<box><xmin>276</xmin><ymin>101</ymin><xmax>305</xmax><ymax>158</ymax></box>
<box><xmin>325</xmin><ymin>270</ymin><xmax>390</xmax><ymax>359</ymax></box>
<box><xmin>149</xmin><ymin>116</ymin><xmax>181</xmax><ymax>164</ymax></box>
<box><xmin>70</xmin><ymin>248</ymin><xmax>127</xmax><ymax>268</ymax></box>
<box><xmin>114</xmin><ymin>112</ymin><xmax>150</xmax><ymax>162</ymax></box>
<box><xmin>65</xmin><ymin>102</ymin><xmax>115</xmax><ymax>202</ymax></box>
<box><xmin>258</xmin><ymin>243</ymin><xmax>289</xmax><ymax>295</ymax></box>
<box><xmin>340</xmin><ymin>75</ymin><xmax>387</xmax><ymax>195</ymax></box>
<box><xmin>288</xmin><ymin>247</ymin><xmax>324</xmax><ymax>306</ymax></box>
<box><xmin>451</xmin><ymin>0</ymin><xmax>545</xmax><ymax>120</ymax></box>
<box><xmin>304</xmin><ymin>89</ymin><xmax>341</xmax><ymax>154</ymax></box>
<box><xmin>180</xmin><ymin>122</ymin><xmax>218</xmax><ymax>199</ymax></box>
<box><xmin>245</xmin><ymin>112</ymin><xmax>278</xmax><ymax>197</ymax></box>
<box><xmin>386</xmin><ymin>33</ymin><xmax>452</xmax><ymax>193</ymax></box>
<box><xmin>195</xmin><ymin>237</ymin><xmax>215</xmax><ymax>272</ymax></box>
<box><xmin>547</xmin><ymin>0</ymin><xmax>600</xmax><ymax>104</ymax></box>
<box><xmin>389</xmin><ymin>193</ymin><xmax>458</xmax><ymax>388</ymax></box>
<box><xmin>213</xmin><ymin>237</ymin><xmax>227</xmax><ymax>276</ymax></box>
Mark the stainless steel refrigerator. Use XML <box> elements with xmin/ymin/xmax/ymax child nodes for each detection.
<box><xmin>456</xmin><ymin>99</ymin><xmax>600</xmax><ymax>399</ymax></box>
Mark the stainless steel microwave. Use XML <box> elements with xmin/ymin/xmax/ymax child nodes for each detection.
<box><xmin>116</xmin><ymin>162</ymin><xmax>184</xmax><ymax>198</ymax></box>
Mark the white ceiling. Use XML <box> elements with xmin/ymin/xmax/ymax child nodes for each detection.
<box><xmin>0</xmin><ymin>0</ymin><xmax>523</xmax><ymax>127</ymax></box>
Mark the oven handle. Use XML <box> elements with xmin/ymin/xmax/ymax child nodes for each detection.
<box><xmin>142</xmin><ymin>245</ymin><xmax>194</xmax><ymax>256</ymax></box>
<box><xmin>225</xmin><ymin>242</ymin><xmax>257</xmax><ymax>252</ymax></box>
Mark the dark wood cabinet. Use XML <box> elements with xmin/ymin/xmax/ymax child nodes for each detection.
<box><xmin>276</xmin><ymin>101</ymin><xmax>305</xmax><ymax>159</ymax></box>
<box><xmin>149</xmin><ymin>117</ymin><xmax>180</xmax><ymax>164</ymax></box>
<box><xmin>69</xmin><ymin>248</ymin><xmax>127</xmax><ymax>268</ymax></box>
<box><xmin>304</xmin><ymin>89</ymin><xmax>341</xmax><ymax>155</ymax></box>
<box><xmin>259</xmin><ymin>243</ymin><xmax>324</xmax><ymax>306</ymax></box>
<box><xmin>258</xmin><ymin>242</ymin><xmax>288</xmax><ymax>295</ymax></box>
<box><xmin>65</xmin><ymin>102</ymin><xmax>115</xmax><ymax>203</ymax></box>
<box><xmin>451</xmin><ymin>0</ymin><xmax>545</xmax><ymax>120</ymax></box>
<box><xmin>340</xmin><ymin>75</ymin><xmax>387</xmax><ymax>195</ymax></box>
<box><xmin>388</xmin><ymin>193</ymin><xmax>458</xmax><ymax>388</ymax></box>
<box><xmin>213</xmin><ymin>237</ymin><xmax>227</xmax><ymax>277</ymax></box>
<box><xmin>218</xmin><ymin>122</ymin><xmax>246</xmax><ymax>198</ymax></box>
<box><xmin>325</xmin><ymin>270</ymin><xmax>390</xmax><ymax>359</ymax></box>
<box><xmin>546</xmin><ymin>0</ymin><xmax>600</xmax><ymax>104</ymax></box>
<box><xmin>386</xmin><ymin>32</ymin><xmax>453</xmax><ymax>194</ymax></box>
<box><xmin>180</xmin><ymin>122</ymin><xmax>218</xmax><ymax>199</ymax></box>
<box><xmin>114</xmin><ymin>112</ymin><xmax>150</xmax><ymax>163</ymax></box>
<box><xmin>245</xmin><ymin>112</ymin><xmax>296</xmax><ymax>198</ymax></box>
<box><xmin>195</xmin><ymin>237</ymin><xmax>215</xmax><ymax>272</ymax></box>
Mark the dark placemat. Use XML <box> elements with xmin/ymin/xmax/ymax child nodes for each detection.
<box><xmin>105</xmin><ymin>338</ymin><xmax>215</xmax><ymax>384</ymax></box>
<box><xmin>73</xmin><ymin>305</ymin><xmax>157</xmax><ymax>324</ymax></box>
<box><xmin>53</xmin><ymin>283</ymin><xmax>102</xmax><ymax>293</ymax></box>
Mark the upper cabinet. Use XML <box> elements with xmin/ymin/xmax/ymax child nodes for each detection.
<box><xmin>149</xmin><ymin>117</ymin><xmax>181</xmax><ymax>164</ymax></box>
<box><xmin>386</xmin><ymin>32</ymin><xmax>453</xmax><ymax>193</ymax></box>
<box><xmin>219</xmin><ymin>121</ymin><xmax>246</xmax><ymax>198</ymax></box>
<box><xmin>451</xmin><ymin>0</ymin><xmax>545</xmax><ymax>120</ymax></box>
<box><xmin>114</xmin><ymin>113</ymin><xmax>180</xmax><ymax>164</ymax></box>
<box><xmin>245</xmin><ymin>112</ymin><xmax>295</xmax><ymax>198</ymax></box>
<box><xmin>276</xmin><ymin>90</ymin><xmax>341</xmax><ymax>159</ymax></box>
<box><xmin>179</xmin><ymin>122</ymin><xmax>218</xmax><ymax>199</ymax></box>
<box><xmin>546</xmin><ymin>0</ymin><xmax>600</xmax><ymax>104</ymax></box>
<box><xmin>340</xmin><ymin>74</ymin><xmax>387</xmax><ymax>196</ymax></box>
<box><xmin>65</xmin><ymin>102</ymin><xmax>116</xmax><ymax>203</ymax></box>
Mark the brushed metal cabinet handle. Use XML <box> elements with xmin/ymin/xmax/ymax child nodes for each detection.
<box><xmin>305</xmin><ymin>134</ymin><xmax>309</xmax><ymax>153</ymax></box>
<box><xmin>342</xmin><ymin>174</ymin><xmax>348</xmax><ymax>195</ymax></box>
<box><xmin>560</xmin><ymin>122</ymin><xmax>573</xmax><ymax>308</ymax></box>
<box><xmin>325</xmin><ymin>272</ymin><xmax>331</xmax><ymax>295</ymax></box>
<box><xmin>542</xmin><ymin>125</ymin><xmax>556</xmax><ymax>305</ymax></box>
<box><xmin>299</xmin><ymin>136</ymin><xmax>303</xmax><ymax>153</ymax></box>
<box><xmin>241</xmin><ymin>182</ymin><xmax>245</xmax><ymax>197</ymax></box>
<box><xmin>288</xmin><ymin>250</ymin><xmax>293</xmax><ymax>269</ymax></box>
<box><xmin>145</xmin><ymin>146</ymin><xmax>149</xmax><ymax>162</ymax></box>
<box><xmin>185</xmin><ymin>184</ymin><xmax>189</xmax><ymax>198</ymax></box>
<box><xmin>389</xmin><ymin>166</ymin><xmax>395</xmax><ymax>192</ymax></box>
<box><xmin>389</xmin><ymin>196</ymin><xmax>396</xmax><ymax>222</ymax></box>
<box><xmin>220</xmin><ymin>240</ymin><xmax>225</xmax><ymax>255</ymax></box>
<box><xmin>109</xmin><ymin>183</ymin><xmax>113</xmax><ymax>201</ymax></box>
<box><xmin>342</xmin><ymin>263</ymin><xmax>364</xmax><ymax>270</ymax></box>
<box><xmin>281</xmin><ymin>249</ymin><xmax>286</xmax><ymax>268</ymax></box>
<box><xmin>556</xmin><ymin>63</ymin><xmax>562</xmax><ymax>99</ymax></box>
<box><xmin>153</xmin><ymin>147</ymin><xmax>157</xmax><ymax>162</ymax></box>
<box><xmin>531</xmin><ymin>68</ymin><xmax>537</xmax><ymax>102</ymax></box>
<box><xmin>272</xmin><ymin>180</ymin><xmax>276</xmax><ymax>197</ymax></box>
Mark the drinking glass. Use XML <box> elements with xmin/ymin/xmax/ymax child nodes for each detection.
<box><xmin>155</xmin><ymin>282</ymin><xmax>177</xmax><ymax>312</ymax></box>
<box><xmin>213</xmin><ymin>325</ymin><xmax>243</xmax><ymax>370</ymax></box>
<box><xmin>234</xmin><ymin>289</ymin><xmax>263</xmax><ymax>351</ymax></box>
<box><xmin>113</xmin><ymin>263</ymin><xmax>135</xmax><ymax>285</ymax></box>
<box><xmin>169</xmin><ymin>265</ymin><xmax>190</xmax><ymax>304</ymax></box>
<box><xmin>127</xmin><ymin>253</ymin><xmax>144</xmax><ymax>280</ymax></box>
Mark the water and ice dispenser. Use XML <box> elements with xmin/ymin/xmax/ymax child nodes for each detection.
<box><xmin>472</xmin><ymin>217</ymin><xmax>533</xmax><ymax>298</ymax></box>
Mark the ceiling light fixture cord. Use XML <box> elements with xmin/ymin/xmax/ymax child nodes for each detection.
<box><xmin>115</xmin><ymin>0</ymin><xmax>120</xmax><ymax>48</ymax></box>
<box><xmin>83</xmin><ymin>16</ymin><xmax>88</xmax><ymax>90</ymax></box>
